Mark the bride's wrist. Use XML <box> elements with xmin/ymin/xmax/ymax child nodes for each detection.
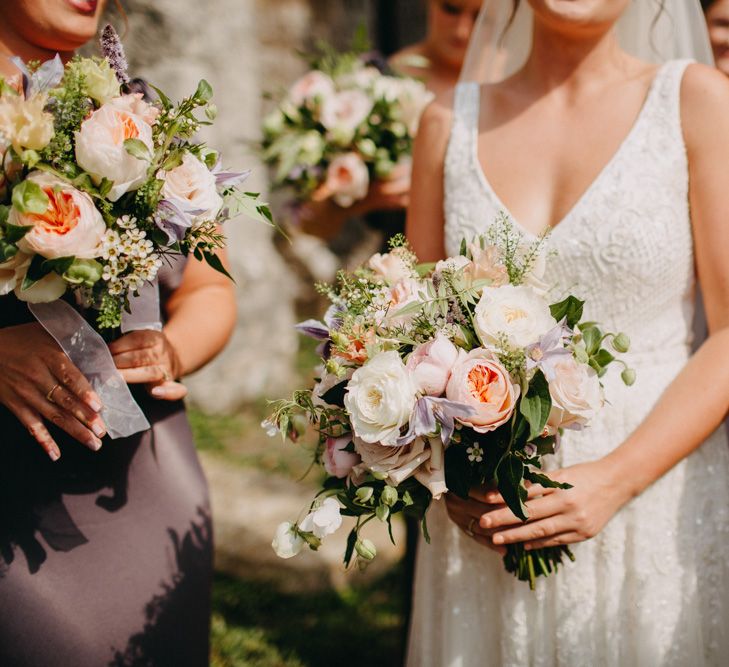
<box><xmin>598</xmin><ymin>447</ymin><xmax>646</xmax><ymax>507</ymax></box>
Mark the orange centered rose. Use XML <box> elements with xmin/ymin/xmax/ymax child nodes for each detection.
<box><xmin>111</xmin><ymin>112</ymin><xmax>140</xmax><ymax>145</ymax></box>
<box><xmin>467</xmin><ymin>364</ymin><xmax>501</xmax><ymax>404</ymax></box>
<box><xmin>334</xmin><ymin>165</ymin><xmax>353</xmax><ymax>185</ymax></box>
<box><xmin>31</xmin><ymin>188</ymin><xmax>80</xmax><ymax>236</ymax></box>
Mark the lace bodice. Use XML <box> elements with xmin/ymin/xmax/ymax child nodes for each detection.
<box><xmin>445</xmin><ymin>61</ymin><xmax>695</xmax><ymax>358</ymax></box>
<box><xmin>408</xmin><ymin>60</ymin><xmax>729</xmax><ymax>667</ymax></box>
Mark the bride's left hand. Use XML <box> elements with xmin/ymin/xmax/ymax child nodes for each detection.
<box><xmin>109</xmin><ymin>330</ymin><xmax>188</xmax><ymax>401</ymax></box>
<box><xmin>477</xmin><ymin>460</ymin><xmax>631</xmax><ymax>550</ymax></box>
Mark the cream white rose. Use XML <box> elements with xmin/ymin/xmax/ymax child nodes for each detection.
<box><xmin>547</xmin><ymin>357</ymin><xmax>604</xmax><ymax>431</ymax></box>
<box><xmin>289</xmin><ymin>70</ymin><xmax>336</xmax><ymax>108</ymax></box>
<box><xmin>325</xmin><ymin>152</ymin><xmax>369</xmax><ymax>207</ymax></box>
<box><xmin>474</xmin><ymin>284</ymin><xmax>557</xmax><ymax>349</ymax></box>
<box><xmin>0</xmin><ymin>252</ymin><xmax>28</xmax><ymax>296</ymax></box>
<box><xmin>344</xmin><ymin>350</ymin><xmax>417</xmax><ymax>446</ymax></box>
<box><xmin>75</xmin><ymin>97</ymin><xmax>155</xmax><ymax>201</ymax></box>
<box><xmin>69</xmin><ymin>58</ymin><xmax>120</xmax><ymax>104</ymax></box>
<box><xmin>107</xmin><ymin>93</ymin><xmax>160</xmax><ymax>126</ymax></box>
<box><xmin>12</xmin><ymin>172</ymin><xmax>106</xmax><ymax>260</ymax></box>
<box><xmin>0</xmin><ymin>93</ymin><xmax>54</xmax><ymax>153</ymax></box>
<box><xmin>299</xmin><ymin>497</ymin><xmax>342</xmax><ymax>539</ymax></box>
<box><xmin>321</xmin><ymin>90</ymin><xmax>373</xmax><ymax>143</ymax></box>
<box><xmin>160</xmin><ymin>152</ymin><xmax>223</xmax><ymax>227</ymax></box>
<box><xmin>272</xmin><ymin>522</ymin><xmax>305</xmax><ymax>559</ymax></box>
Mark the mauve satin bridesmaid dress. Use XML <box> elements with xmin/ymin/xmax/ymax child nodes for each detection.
<box><xmin>0</xmin><ymin>256</ymin><xmax>213</xmax><ymax>666</ymax></box>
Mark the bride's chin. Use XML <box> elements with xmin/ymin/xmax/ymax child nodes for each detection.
<box><xmin>528</xmin><ymin>0</ymin><xmax>631</xmax><ymax>26</ymax></box>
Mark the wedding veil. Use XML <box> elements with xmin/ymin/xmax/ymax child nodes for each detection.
<box><xmin>460</xmin><ymin>0</ymin><xmax>714</xmax><ymax>84</ymax></box>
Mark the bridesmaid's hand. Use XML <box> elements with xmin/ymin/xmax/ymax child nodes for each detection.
<box><xmin>109</xmin><ymin>330</ymin><xmax>188</xmax><ymax>401</ymax></box>
<box><xmin>0</xmin><ymin>323</ymin><xmax>106</xmax><ymax>460</ymax></box>
<box><xmin>477</xmin><ymin>461</ymin><xmax>632</xmax><ymax>551</ymax></box>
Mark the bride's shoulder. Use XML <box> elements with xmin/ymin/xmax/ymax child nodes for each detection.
<box><xmin>416</xmin><ymin>87</ymin><xmax>457</xmax><ymax>145</ymax></box>
<box><xmin>679</xmin><ymin>62</ymin><xmax>729</xmax><ymax>151</ymax></box>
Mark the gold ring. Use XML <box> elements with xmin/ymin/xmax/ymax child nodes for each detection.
<box><xmin>162</xmin><ymin>368</ymin><xmax>172</xmax><ymax>382</ymax></box>
<box><xmin>466</xmin><ymin>518</ymin><xmax>477</xmax><ymax>537</ymax></box>
<box><xmin>46</xmin><ymin>383</ymin><xmax>61</xmax><ymax>404</ymax></box>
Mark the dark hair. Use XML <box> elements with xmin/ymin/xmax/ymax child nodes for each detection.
<box><xmin>702</xmin><ymin>0</ymin><xmax>718</xmax><ymax>11</ymax></box>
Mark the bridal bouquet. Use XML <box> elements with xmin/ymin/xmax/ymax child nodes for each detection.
<box><xmin>266</xmin><ymin>218</ymin><xmax>635</xmax><ymax>588</ymax></box>
<box><xmin>261</xmin><ymin>39</ymin><xmax>433</xmax><ymax>208</ymax></box>
<box><xmin>0</xmin><ymin>26</ymin><xmax>270</xmax><ymax>330</ymax></box>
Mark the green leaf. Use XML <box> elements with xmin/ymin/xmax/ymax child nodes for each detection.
<box><xmin>12</xmin><ymin>180</ymin><xmax>49</xmax><ymax>214</ymax></box>
<box><xmin>592</xmin><ymin>348</ymin><xmax>615</xmax><ymax>368</ymax></box>
<box><xmin>194</xmin><ymin>79</ymin><xmax>213</xmax><ymax>103</ymax></box>
<box><xmin>98</xmin><ymin>178</ymin><xmax>113</xmax><ymax>197</ymax></box>
<box><xmin>4</xmin><ymin>223</ymin><xmax>34</xmax><ymax>243</ymax></box>
<box><xmin>519</xmin><ymin>369</ymin><xmax>552</xmax><ymax>441</ymax></box>
<box><xmin>203</xmin><ymin>251</ymin><xmax>234</xmax><ymax>281</ymax></box>
<box><xmin>496</xmin><ymin>454</ymin><xmax>528</xmax><ymax>522</ymax></box>
<box><xmin>150</xmin><ymin>84</ymin><xmax>172</xmax><ymax>109</ymax></box>
<box><xmin>343</xmin><ymin>528</ymin><xmax>358</xmax><ymax>567</ymax></box>
<box><xmin>123</xmin><ymin>137</ymin><xmax>151</xmax><ymax>161</ymax></box>
<box><xmin>550</xmin><ymin>295</ymin><xmax>585</xmax><ymax>328</ymax></box>
<box><xmin>320</xmin><ymin>380</ymin><xmax>348</xmax><ymax>408</ymax></box>
<box><xmin>524</xmin><ymin>469</ymin><xmax>573</xmax><ymax>490</ymax></box>
<box><xmin>582</xmin><ymin>326</ymin><xmax>602</xmax><ymax>356</ymax></box>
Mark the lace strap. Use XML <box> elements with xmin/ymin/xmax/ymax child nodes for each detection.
<box><xmin>452</xmin><ymin>81</ymin><xmax>480</xmax><ymax>137</ymax></box>
<box><xmin>645</xmin><ymin>59</ymin><xmax>694</xmax><ymax>135</ymax></box>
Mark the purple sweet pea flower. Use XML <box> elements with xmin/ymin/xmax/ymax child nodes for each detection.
<box><xmin>397</xmin><ymin>396</ymin><xmax>476</xmax><ymax>447</ymax></box>
<box><xmin>211</xmin><ymin>159</ymin><xmax>250</xmax><ymax>190</ymax></box>
<box><xmin>154</xmin><ymin>199</ymin><xmax>205</xmax><ymax>244</ymax></box>
<box><xmin>526</xmin><ymin>321</ymin><xmax>572</xmax><ymax>380</ymax></box>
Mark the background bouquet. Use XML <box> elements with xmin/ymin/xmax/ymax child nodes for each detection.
<box><xmin>0</xmin><ymin>26</ymin><xmax>270</xmax><ymax>331</ymax></box>
<box><xmin>261</xmin><ymin>35</ymin><xmax>433</xmax><ymax>209</ymax></box>
<box><xmin>267</xmin><ymin>218</ymin><xmax>635</xmax><ymax>588</ymax></box>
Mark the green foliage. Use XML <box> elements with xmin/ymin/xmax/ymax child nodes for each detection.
<box><xmin>550</xmin><ymin>295</ymin><xmax>585</xmax><ymax>328</ymax></box>
<box><xmin>11</xmin><ymin>180</ymin><xmax>49</xmax><ymax>214</ymax></box>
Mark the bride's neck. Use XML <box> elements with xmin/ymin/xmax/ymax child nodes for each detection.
<box><xmin>522</xmin><ymin>21</ymin><xmax>628</xmax><ymax>93</ymax></box>
<box><xmin>0</xmin><ymin>28</ymin><xmax>73</xmax><ymax>78</ymax></box>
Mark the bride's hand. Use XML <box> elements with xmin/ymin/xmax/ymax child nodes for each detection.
<box><xmin>478</xmin><ymin>461</ymin><xmax>632</xmax><ymax>551</ymax></box>
<box><xmin>109</xmin><ymin>330</ymin><xmax>187</xmax><ymax>401</ymax></box>
<box><xmin>0</xmin><ymin>323</ymin><xmax>106</xmax><ymax>460</ymax></box>
<box><xmin>444</xmin><ymin>491</ymin><xmax>506</xmax><ymax>555</ymax></box>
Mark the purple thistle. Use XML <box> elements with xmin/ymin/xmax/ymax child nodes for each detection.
<box><xmin>100</xmin><ymin>24</ymin><xmax>130</xmax><ymax>85</ymax></box>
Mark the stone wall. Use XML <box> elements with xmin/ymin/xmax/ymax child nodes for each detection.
<box><xmin>97</xmin><ymin>1</ymin><xmax>421</xmax><ymax>412</ymax></box>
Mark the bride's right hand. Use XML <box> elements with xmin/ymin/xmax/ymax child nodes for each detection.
<box><xmin>0</xmin><ymin>323</ymin><xmax>106</xmax><ymax>461</ymax></box>
<box><xmin>445</xmin><ymin>492</ymin><xmax>507</xmax><ymax>556</ymax></box>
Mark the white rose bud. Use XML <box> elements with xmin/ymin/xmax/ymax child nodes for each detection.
<box><xmin>272</xmin><ymin>522</ymin><xmax>305</xmax><ymax>559</ymax></box>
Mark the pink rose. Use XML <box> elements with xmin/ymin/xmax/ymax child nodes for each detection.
<box><xmin>547</xmin><ymin>357</ymin><xmax>603</xmax><ymax>432</ymax></box>
<box><xmin>320</xmin><ymin>90</ymin><xmax>373</xmax><ymax>142</ymax></box>
<box><xmin>446</xmin><ymin>348</ymin><xmax>520</xmax><ymax>433</ymax></box>
<box><xmin>323</xmin><ymin>436</ymin><xmax>361</xmax><ymax>479</ymax></box>
<box><xmin>325</xmin><ymin>152</ymin><xmax>369</xmax><ymax>207</ymax></box>
<box><xmin>406</xmin><ymin>335</ymin><xmax>459</xmax><ymax>396</ymax></box>
<box><xmin>107</xmin><ymin>93</ymin><xmax>160</xmax><ymax>126</ymax></box>
<box><xmin>368</xmin><ymin>248</ymin><xmax>413</xmax><ymax>285</ymax></box>
<box><xmin>466</xmin><ymin>242</ymin><xmax>509</xmax><ymax>286</ymax></box>
<box><xmin>289</xmin><ymin>71</ymin><xmax>336</xmax><ymax>108</ymax></box>
<box><xmin>12</xmin><ymin>172</ymin><xmax>105</xmax><ymax>260</ymax></box>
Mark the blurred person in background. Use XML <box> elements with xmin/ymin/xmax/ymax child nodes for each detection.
<box><xmin>298</xmin><ymin>0</ymin><xmax>483</xmax><ymax>247</ymax></box>
<box><xmin>703</xmin><ymin>0</ymin><xmax>729</xmax><ymax>75</ymax></box>
<box><xmin>0</xmin><ymin>1</ymin><xmax>236</xmax><ymax>664</ymax></box>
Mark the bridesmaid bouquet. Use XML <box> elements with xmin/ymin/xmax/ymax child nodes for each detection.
<box><xmin>266</xmin><ymin>217</ymin><xmax>635</xmax><ymax>588</ymax></box>
<box><xmin>261</xmin><ymin>37</ymin><xmax>433</xmax><ymax>208</ymax></box>
<box><xmin>0</xmin><ymin>26</ymin><xmax>270</xmax><ymax>330</ymax></box>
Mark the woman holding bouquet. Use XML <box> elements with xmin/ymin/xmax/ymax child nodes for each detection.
<box><xmin>406</xmin><ymin>0</ymin><xmax>729</xmax><ymax>664</ymax></box>
<box><xmin>0</xmin><ymin>2</ymin><xmax>235</xmax><ymax>665</ymax></box>
<box><xmin>298</xmin><ymin>0</ymin><xmax>483</xmax><ymax>244</ymax></box>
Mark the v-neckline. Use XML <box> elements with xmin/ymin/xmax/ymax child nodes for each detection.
<box><xmin>471</xmin><ymin>62</ymin><xmax>667</xmax><ymax>239</ymax></box>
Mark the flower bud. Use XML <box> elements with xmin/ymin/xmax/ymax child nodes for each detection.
<box><xmin>376</xmin><ymin>504</ymin><xmax>390</xmax><ymax>522</ymax></box>
<box><xmin>611</xmin><ymin>333</ymin><xmax>631</xmax><ymax>354</ymax></box>
<box><xmin>357</xmin><ymin>138</ymin><xmax>377</xmax><ymax>158</ymax></box>
<box><xmin>355</xmin><ymin>538</ymin><xmax>377</xmax><ymax>561</ymax></box>
<box><xmin>355</xmin><ymin>486</ymin><xmax>374</xmax><ymax>504</ymax></box>
<box><xmin>621</xmin><ymin>368</ymin><xmax>637</xmax><ymax>386</ymax></box>
<box><xmin>64</xmin><ymin>259</ymin><xmax>103</xmax><ymax>287</ymax></box>
<box><xmin>573</xmin><ymin>344</ymin><xmax>589</xmax><ymax>365</ymax></box>
<box><xmin>381</xmin><ymin>485</ymin><xmax>398</xmax><ymax>507</ymax></box>
<box><xmin>371</xmin><ymin>470</ymin><xmax>388</xmax><ymax>481</ymax></box>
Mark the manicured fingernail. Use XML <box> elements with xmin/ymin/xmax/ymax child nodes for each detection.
<box><xmin>91</xmin><ymin>422</ymin><xmax>106</xmax><ymax>438</ymax></box>
<box><xmin>481</xmin><ymin>517</ymin><xmax>491</xmax><ymax>529</ymax></box>
<box><xmin>89</xmin><ymin>398</ymin><xmax>103</xmax><ymax>412</ymax></box>
<box><xmin>151</xmin><ymin>387</ymin><xmax>167</xmax><ymax>398</ymax></box>
<box><xmin>88</xmin><ymin>437</ymin><xmax>102</xmax><ymax>451</ymax></box>
<box><xmin>48</xmin><ymin>449</ymin><xmax>60</xmax><ymax>462</ymax></box>
<box><xmin>524</xmin><ymin>545</ymin><xmax>532</xmax><ymax>551</ymax></box>
<box><xmin>492</xmin><ymin>535</ymin><xmax>504</xmax><ymax>545</ymax></box>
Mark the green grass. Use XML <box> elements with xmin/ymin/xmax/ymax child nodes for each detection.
<box><xmin>210</xmin><ymin>566</ymin><xmax>408</xmax><ymax>667</ymax></box>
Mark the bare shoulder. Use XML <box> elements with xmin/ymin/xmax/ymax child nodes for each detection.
<box><xmin>680</xmin><ymin>63</ymin><xmax>729</xmax><ymax>150</ymax></box>
<box><xmin>418</xmin><ymin>87</ymin><xmax>457</xmax><ymax>145</ymax></box>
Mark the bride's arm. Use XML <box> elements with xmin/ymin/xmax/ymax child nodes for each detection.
<box><xmin>456</xmin><ymin>64</ymin><xmax>729</xmax><ymax>551</ymax></box>
<box><xmin>405</xmin><ymin>93</ymin><xmax>454</xmax><ymax>261</ymax></box>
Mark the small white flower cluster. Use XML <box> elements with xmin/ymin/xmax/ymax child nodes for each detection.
<box><xmin>101</xmin><ymin>216</ymin><xmax>163</xmax><ymax>296</ymax></box>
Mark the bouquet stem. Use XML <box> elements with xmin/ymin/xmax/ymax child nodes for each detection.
<box><xmin>503</xmin><ymin>543</ymin><xmax>575</xmax><ymax>590</ymax></box>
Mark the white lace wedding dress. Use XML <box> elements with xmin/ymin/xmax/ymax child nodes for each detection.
<box><xmin>406</xmin><ymin>60</ymin><xmax>729</xmax><ymax>667</ymax></box>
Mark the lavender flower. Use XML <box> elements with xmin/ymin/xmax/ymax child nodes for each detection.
<box><xmin>526</xmin><ymin>321</ymin><xmax>572</xmax><ymax>380</ymax></box>
<box><xmin>100</xmin><ymin>24</ymin><xmax>130</xmax><ymax>85</ymax></box>
<box><xmin>397</xmin><ymin>396</ymin><xmax>476</xmax><ymax>447</ymax></box>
